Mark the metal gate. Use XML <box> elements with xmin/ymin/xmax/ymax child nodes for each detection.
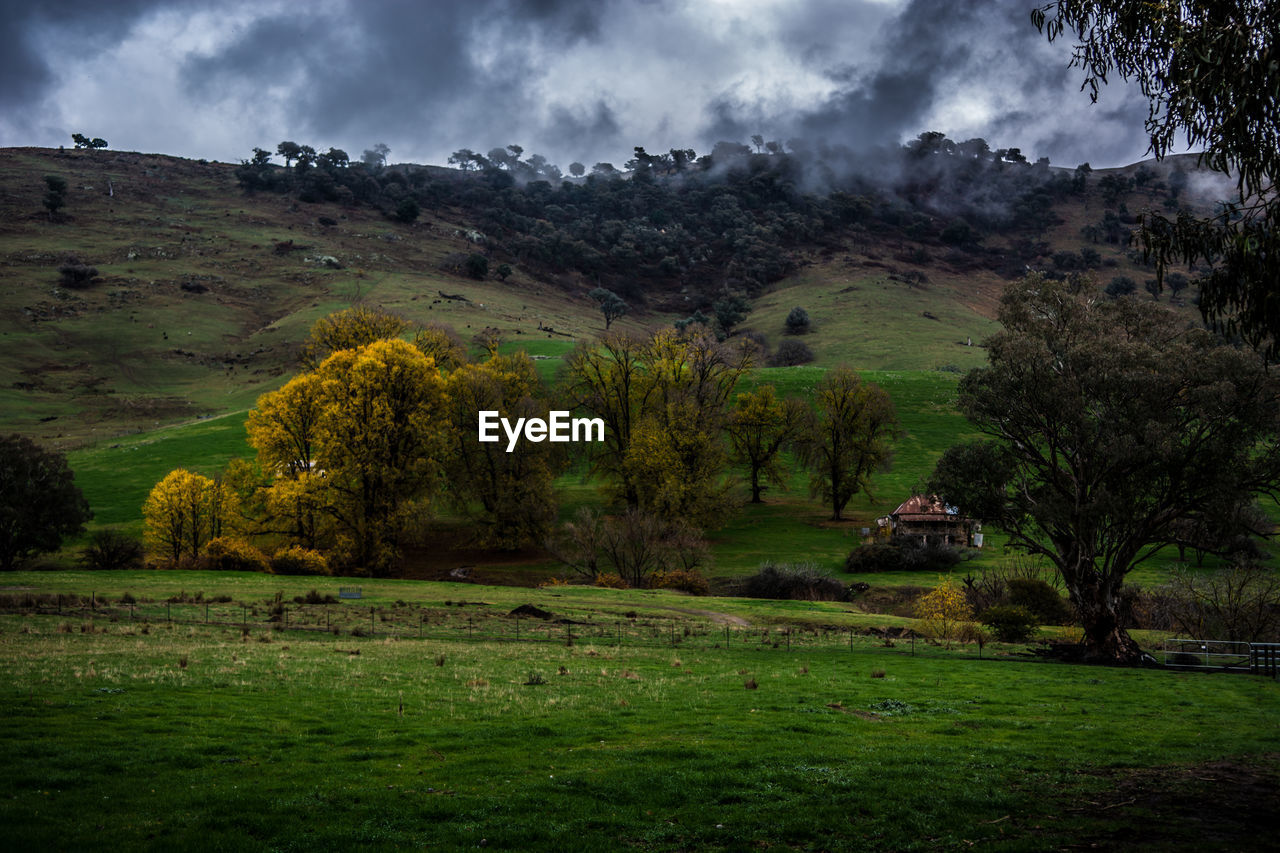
<box><xmin>1163</xmin><ymin>638</ymin><xmax>1280</xmax><ymax>678</ymax></box>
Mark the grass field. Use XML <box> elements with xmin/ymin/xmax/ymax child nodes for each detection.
<box><xmin>1</xmin><ymin>590</ymin><xmax>1276</xmax><ymax>850</ymax></box>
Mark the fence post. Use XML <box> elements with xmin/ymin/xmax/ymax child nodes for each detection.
<box><xmin>725</xmin><ymin>625</ymin><xmax>729</xmax><ymax>647</ymax></box>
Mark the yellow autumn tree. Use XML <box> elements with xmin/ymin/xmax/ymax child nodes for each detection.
<box><xmin>913</xmin><ymin>576</ymin><xmax>975</xmax><ymax>649</ymax></box>
<box><xmin>142</xmin><ymin>469</ymin><xmax>236</xmax><ymax>565</ymax></box>
<box><xmin>246</xmin><ymin>371</ymin><xmax>324</xmax><ymax>478</ymax></box>
<box><xmin>299</xmin><ymin>305</ymin><xmax>409</xmax><ymax>370</ymax></box>
<box><xmin>311</xmin><ymin>338</ymin><xmax>446</xmax><ymax>572</ymax></box>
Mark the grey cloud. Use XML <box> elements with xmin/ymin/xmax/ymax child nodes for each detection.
<box><xmin>0</xmin><ymin>0</ymin><xmax>1160</xmax><ymax>170</ymax></box>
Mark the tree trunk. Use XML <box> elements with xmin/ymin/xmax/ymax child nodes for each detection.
<box><xmin>1071</xmin><ymin>578</ymin><xmax>1145</xmax><ymax>665</ymax></box>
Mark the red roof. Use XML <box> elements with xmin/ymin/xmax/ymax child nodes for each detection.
<box><xmin>891</xmin><ymin>494</ymin><xmax>963</xmax><ymax>522</ymax></box>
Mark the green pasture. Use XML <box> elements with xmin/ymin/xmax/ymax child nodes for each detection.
<box><xmin>0</xmin><ymin>601</ymin><xmax>1275</xmax><ymax>850</ymax></box>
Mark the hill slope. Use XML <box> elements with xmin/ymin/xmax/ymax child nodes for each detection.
<box><xmin>0</xmin><ymin>146</ymin><xmax>1211</xmax><ymax>447</ymax></box>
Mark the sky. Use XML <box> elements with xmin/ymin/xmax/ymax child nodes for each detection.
<box><xmin>0</xmin><ymin>0</ymin><xmax>1158</xmax><ymax>171</ymax></box>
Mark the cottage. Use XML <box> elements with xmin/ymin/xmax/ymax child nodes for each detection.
<box><xmin>878</xmin><ymin>494</ymin><xmax>977</xmax><ymax>547</ymax></box>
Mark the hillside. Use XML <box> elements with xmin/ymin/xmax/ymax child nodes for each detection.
<box><xmin>1</xmin><ymin>145</ymin><xmax>1216</xmax><ymax>450</ymax></box>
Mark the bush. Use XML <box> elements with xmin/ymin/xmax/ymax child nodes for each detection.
<box><xmin>79</xmin><ymin>529</ymin><xmax>145</xmax><ymax>571</ymax></box>
<box><xmin>651</xmin><ymin>568</ymin><xmax>710</xmax><ymax>595</ymax></box>
<box><xmin>769</xmin><ymin>339</ymin><xmax>814</xmax><ymax>366</ymax></box>
<box><xmin>845</xmin><ymin>540</ymin><xmax>968</xmax><ymax>573</ymax></box>
<box><xmin>844</xmin><ymin>542</ymin><xmax>904</xmax><ymax>573</ymax></box>
<box><xmin>784</xmin><ymin>306</ymin><xmax>811</xmax><ymax>334</ymax></box>
<box><xmin>270</xmin><ymin>546</ymin><xmax>330</xmax><ymax>576</ymax></box>
<box><xmin>741</xmin><ymin>562</ymin><xmax>845</xmax><ymax>601</ymax></box>
<box><xmin>1105</xmin><ymin>275</ymin><xmax>1137</xmax><ymax>298</ymax></box>
<box><xmin>202</xmin><ymin>537</ymin><xmax>269</xmax><ymax>572</ymax></box>
<box><xmin>464</xmin><ymin>253</ymin><xmax>489</xmax><ymax>280</ymax></box>
<box><xmin>980</xmin><ymin>605</ymin><xmax>1039</xmax><ymax>642</ymax></box>
<box><xmin>58</xmin><ymin>261</ymin><xmax>99</xmax><ymax>288</ymax></box>
<box><xmin>393</xmin><ymin>197</ymin><xmax>420</xmax><ymax>223</ymax></box>
<box><xmin>1006</xmin><ymin>577</ymin><xmax>1072</xmax><ymax>625</ymax></box>
<box><xmin>593</xmin><ymin>572</ymin><xmax>628</xmax><ymax>589</ymax></box>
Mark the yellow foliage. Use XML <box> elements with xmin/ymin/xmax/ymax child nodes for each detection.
<box><xmin>270</xmin><ymin>545</ymin><xmax>330</xmax><ymax>576</ymax></box>
<box><xmin>247</xmin><ymin>372</ymin><xmax>324</xmax><ymax>478</ymax></box>
<box><xmin>143</xmin><ymin>469</ymin><xmax>235</xmax><ymax>566</ymax></box>
<box><xmin>913</xmin><ymin>576</ymin><xmax>974</xmax><ymax>649</ymax></box>
<box><xmin>203</xmin><ymin>537</ymin><xmax>269</xmax><ymax>572</ymax></box>
<box><xmin>245</xmin><ymin>338</ymin><xmax>446</xmax><ymax>573</ymax></box>
<box><xmin>300</xmin><ymin>306</ymin><xmax>408</xmax><ymax>370</ymax></box>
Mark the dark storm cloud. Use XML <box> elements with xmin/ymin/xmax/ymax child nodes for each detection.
<box><xmin>701</xmin><ymin>0</ymin><xmax>1150</xmax><ymax>168</ymax></box>
<box><xmin>0</xmin><ymin>0</ymin><xmax>175</xmax><ymax>110</ymax></box>
<box><xmin>0</xmin><ymin>0</ymin><xmax>1157</xmax><ymax>170</ymax></box>
<box><xmin>178</xmin><ymin>0</ymin><xmax>618</xmax><ymax>160</ymax></box>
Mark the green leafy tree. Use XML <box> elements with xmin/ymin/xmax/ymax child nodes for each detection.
<box><xmin>0</xmin><ymin>435</ymin><xmax>92</xmax><ymax>570</ymax></box>
<box><xmin>784</xmin><ymin>306</ymin><xmax>811</xmax><ymax>335</ymax></box>
<box><xmin>798</xmin><ymin>368</ymin><xmax>900</xmax><ymax>521</ymax></box>
<box><xmin>726</xmin><ymin>385</ymin><xmax>807</xmax><ymax>503</ymax></box>
<box><xmin>42</xmin><ymin>175</ymin><xmax>67</xmax><ymax>220</ymax></box>
<box><xmin>394</xmin><ymin>197</ymin><xmax>420</xmax><ymax>223</ymax></box>
<box><xmin>713</xmin><ymin>294</ymin><xmax>750</xmax><ymax>338</ymax></box>
<box><xmin>441</xmin><ymin>353</ymin><xmax>562</xmax><ymax>548</ymax></box>
<box><xmin>929</xmin><ymin>274</ymin><xmax>1280</xmax><ymax>663</ymax></box>
<box><xmin>1032</xmin><ymin>1</ymin><xmax>1280</xmax><ymax>356</ymax></box>
<box><xmin>589</xmin><ymin>287</ymin><xmax>629</xmax><ymax>330</ymax></box>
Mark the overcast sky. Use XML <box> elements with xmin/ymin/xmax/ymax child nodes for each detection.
<box><xmin>0</xmin><ymin>0</ymin><xmax>1158</xmax><ymax>170</ymax></box>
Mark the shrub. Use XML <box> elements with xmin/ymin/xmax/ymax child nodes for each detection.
<box><xmin>741</xmin><ymin>562</ymin><xmax>845</xmax><ymax>601</ymax></box>
<box><xmin>980</xmin><ymin>605</ymin><xmax>1039</xmax><ymax>642</ymax></box>
<box><xmin>201</xmin><ymin>537</ymin><xmax>269</xmax><ymax>573</ymax></box>
<box><xmin>1006</xmin><ymin>577</ymin><xmax>1072</xmax><ymax>625</ymax></box>
<box><xmin>845</xmin><ymin>540</ymin><xmax>968</xmax><ymax>573</ymax></box>
<box><xmin>593</xmin><ymin>572</ymin><xmax>629</xmax><ymax>589</ymax></box>
<box><xmin>784</xmin><ymin>306</ymin><xmax>811</xmax><ymax>334</ymax></box>
<box><xmin>464</xmin><ymin>253</ymin><xmax>489</xmax><ymax>280</ymax></box>
<box><xmin>270</xmin><ymin>546</ymin><xmax>330</xmax><ymax>576</ymax></box>
<box><xmin>769</xmin><ymin>339</ymin><xmax>814</xmax><ymax>366</ymax></box>
<box><xmin>1105</xmin><ymin>275</ymin><xmax>1137</xmax><ymax>298</ymax></box>
<box><xmin>80</xmin><ymin>529</ymin><xmax>145</xmax><ymax>570</ymax></box>
<box><xmin>651</xmin><ymin>568</ymin><xmax>710</xmax><ymax>595</ymax></box>
<box><xmin>844</xmin><ymin>542</ymin><xmax>904</xmax><ymax>573</ymax></box>
<box><xmin>393</xmin><ymin>197</ymin><xmax>420</xmax><ymax>223</ymax></box>
<box><xmin>913</xmin><ymin>577</ymin><xmax>974</xmax><ymax>648</ymax></box>
<box><xmin>58</xmin><ymin>260</ymin><xmax>99</xmax><ymax>288</ymax></box>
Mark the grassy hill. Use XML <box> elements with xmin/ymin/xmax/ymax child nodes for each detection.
<box><xmin>0</xmin><ymin>145</ymin><xmax>1225</xmax><ymax>584</ymax></box>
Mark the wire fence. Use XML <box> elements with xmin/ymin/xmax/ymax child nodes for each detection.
<box><xmin>0</xmin><ymin>591</ymin><xmax>948</xmax><ymax>658</ymax></box>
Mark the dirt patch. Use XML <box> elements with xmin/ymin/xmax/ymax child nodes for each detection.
<box><xmin>509</xmin><ymin>604</ymin><xmax>555</xmax><ymax>620</ymax></box>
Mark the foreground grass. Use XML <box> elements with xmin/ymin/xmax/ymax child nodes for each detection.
<box><xmin>1</xmin><ymin>606</ymin><xmax>1275</xmax><ymax>851</ymax></box>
